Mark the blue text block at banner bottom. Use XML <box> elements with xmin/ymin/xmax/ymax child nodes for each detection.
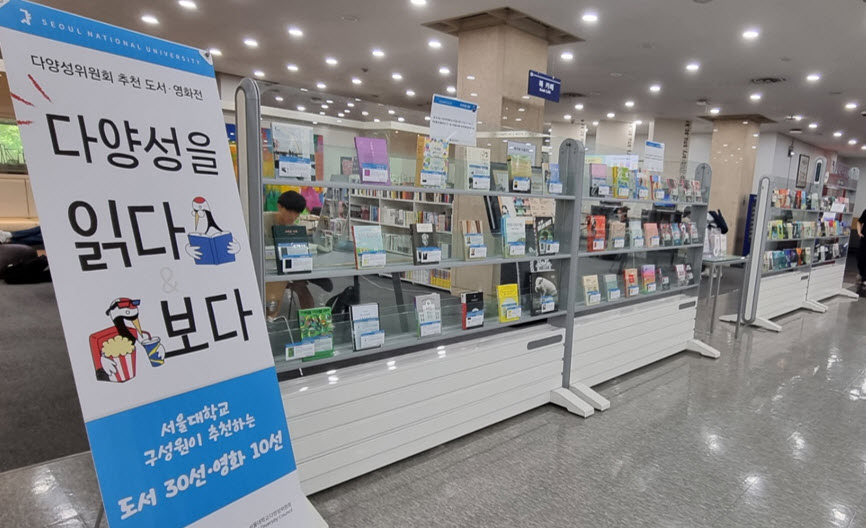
<box><xmin>85</xmin><ymin>367</ymin><xmax>296</xmax><ymax>528</ymax></box>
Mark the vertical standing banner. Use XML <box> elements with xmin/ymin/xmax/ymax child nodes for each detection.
<box><xmin>0</xmin><ymin>2</ymin><xmax>317</xmax><ymax>526</ymax></box>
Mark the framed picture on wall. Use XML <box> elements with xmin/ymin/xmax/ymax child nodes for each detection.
<box><xmin>796</xmin><ymin>154</ymin><xmax>810</xmax><ymax>188</ymax></box>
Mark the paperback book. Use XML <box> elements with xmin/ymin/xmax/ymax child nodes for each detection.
<box><xmin>415</xmin><ymin>135</ymin><xmax>449</xmax><ymax>187</ymax></box>
<box><xmin>614</xmin><ymin>167</ymin><xmax>631</xmax><ymax>198</ymax></box>
<box><xmin>273</xmin><ymin>225</ymin><xmax>312</xmax><ymax>274</ymax></box>
<box><xmin>461</xmin><ymin>291</ymin><xmax>485</xmax><ymax>329</ymax></box>
<box><xmin>609</xmin><ymin>220</ymin><xmax>627</xmax><ymax>250</ymax></box>
<box><xmin>531</xmin><ymin>270</ymin><xmax>558</xmax><ymax>315</ymax></box>
<box><xmin>603</xmin><ymin>274</ymin><xmax>621</xmax><ymax>301</ymax></box>
<box><xmin>587</xmin><ymin>215</ymin><xmax>607</xmax><ymax>252</ymax></box>
<box><xmin>411</xmin><ymin>223</ymin><xmax>441</xmax><ymax>264</ymax></box>
<box><xmin>497</xmin><ymin>283</ymin><xmax>522</xmax><ymax>322</ymax></box>
<box><xmin>507</xmin><ymin>153</ymin><xmax>532</xmax><ymax>193</ymax></box>
<box><xmin>460</xmin><ymin>219</ymin><xmax>487</xmax><ymax>259</ymax></box>
<box><xmin>660</xmin><ymin>223</ymin><xmax>673</xmax><ymax>246</ymax></box>
<box><xmin>644</xmin><ymin>223</ymin><xmax>660</xmax><ymax>248</ymax></box>
<box><xmin>640</xmin><ymin>264</ymin><xmax>657</xmax><ymax>293</ymax></box>
<box><xmin>465</xmin><ymin>146</ymin><xmax>491</xmax><ymax>190</ymax></box>
<box><xmin>355</xmin><ymin>136</ymin><xmax>390</xmax><ymax>184</ymax></box>
<box><xmin>350</xmin><ymin>303</ymin><xmax>385</xmax><ymax>351</ymax></box>
<box><xmin>272</xmin><ymin>122</ymin><xmax>313</xmax><ymax>180</ymax></box>
<box><xmin>582</xmin><ymin>274</ymin><xmax>601</xmax><ymax>306</ymax></box>
<box><xmin>294</xmin><ymin>307</ymin><xmax>334</xmax><ymax>362</ymax></box>
<box><xmin>352</xmin><ymin>225</ymin><xmax>386</xmax><ymax>269</ymax></box>
<box><xmin>629</xmin><ymin>219</ymin><xmax>645</xmax><ymax>248</ymax></box>
<box><xmin>534</xmin><ymin>216</ymin><xmax>558</xmax><ymax>255</ymax></box>
<box><xmin>502</xmin><ymin>216</ymin><xmax>527</xmax><ymax>257</ymax></box>
<box><xmin>623</xmin><ymin>268</ymin><xmax>639</xmax><ymax>297</ymax></box>
<box><xmin>590</xmin><ymin>163</ymin><xmax>611</xmax><ymax>197</ymax></box>
<box><xmin>414</xmin><ymin>293</ymin><xmax>442</xmax><ymax>337</ymax></box>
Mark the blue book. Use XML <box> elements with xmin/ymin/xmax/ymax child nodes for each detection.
<box><xmin>188</xmin><ymin>232</ymin><xmax>235</xmax><ymax>265</ymax></box>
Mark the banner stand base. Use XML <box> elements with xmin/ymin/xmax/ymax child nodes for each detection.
<box><xmin>305</xmin><ymin>496</ymin><xmax>329</xmax><ymax>527</ymax></box>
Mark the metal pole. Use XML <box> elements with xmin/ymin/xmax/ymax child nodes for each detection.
<box><xmin>559</xmin><ymin>139</ymin><xmax>585</xmax><ymax>389</ymax></box>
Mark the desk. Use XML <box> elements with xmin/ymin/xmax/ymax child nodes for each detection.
<box><xmin>703</xmin><ymin>255</ymin><xmax>746</xmax><ymax>333</ymax></box>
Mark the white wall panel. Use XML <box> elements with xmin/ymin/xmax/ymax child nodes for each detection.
<box><xmin>807</xmin><ymin>263</ymin><xmax>846</xmax><ymax>301</ymax></box>
<box><xmin>757</xmin><ymin>271</ymin><xmax>809</xmax><ymax>319</ymax></box>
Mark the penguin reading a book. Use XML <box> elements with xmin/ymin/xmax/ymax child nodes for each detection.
<box><xmin>185</xmin><ymin>196</ymin><xmax>241</xmax><ymax>265</ymax></box>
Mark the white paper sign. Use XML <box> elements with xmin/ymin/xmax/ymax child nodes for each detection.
<box><xmin>645</xmin><ymin>140</ymin><xmax>665</xmax><ymax>173</ymax></box>
<box><xmin>429</xmin><ymin>94</ymin><xmax>478</xmax><ymax>146</ymax></box>
<box><xmin>0</xmin><ymin>3</ymin><xmax>313</xmax><ymax>526</ymax></box>
<box><xmin>359</xmin><ymin>331</ymin><xmax>386</xmax><ymax>349</ymax></box>
<box><xmin>469</xmin><ymin>245</ymin><xmax>488</xmax><ymax>259</ymax></box>
<box><xmin>287</xmin><ymin>342</ymin><xmax>316</xmax><ymax>360</ymax></box>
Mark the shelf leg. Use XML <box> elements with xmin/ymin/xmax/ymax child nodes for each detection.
<box><xmin>802</xmin><ymin>300</ymin><xmax>828</xmax><ymax>313</ymax></box>
<box><xmin>304</xmin><ymin>496</ymin><xmax>329</xmax><ymax>527</ymax></box>
<box><xmin>685</xmin><ymin>338</ymin><xmax>721</xmax><ymax>359</ymax></box>
<box><xmin>550</xmin><ymin>387</ymin><xmax>595</xmax><ymax>418</ymax></box>
<box><xmin>570</xmin><ymin>383</ymin><xmax>610</xmax><ymax>411</ymax></box>
<box><xmin>838</xmin><ymin>289</ymin><xmax>860</xmax><ymax>300</ymax></box>
<box><xmin>752</xmin><ymin>317</ymin><xmax>782</xmax><ymax>333</ymax></box>
<box><xmin>718</xmin><ymin>313</ymin><xmax>739</xmax><ymax>324</ymax></box>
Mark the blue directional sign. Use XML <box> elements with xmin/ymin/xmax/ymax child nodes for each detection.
<box><xmin>528</xmin><ymin>70</ymin><xmax>561</xmax><ymax>102</ymax></box>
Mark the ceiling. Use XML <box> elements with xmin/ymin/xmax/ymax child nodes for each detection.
<box><xmin>37</xmin><ymin>0</ymin><xmax>866</xmax><ymax>156</ymax></box>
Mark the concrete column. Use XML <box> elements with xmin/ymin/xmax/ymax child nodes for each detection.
<box><xmin>708</xmin><ymin>119</ymin><xmax>761</xmax><ymax>254</ymax></box>
<box><xmin>595</xmin><ymin>121</ymin><xmax>633</xmax><ymax>153</ymax></box>
<box><xmin>648</xmin><ymin>118</ymin><xmax>692</xmax><ymax>179</ymax></box>
<box><xmin>550</xmin><ymin>121</ymin><xmax>587</xmax><ymax>158</ymax></box>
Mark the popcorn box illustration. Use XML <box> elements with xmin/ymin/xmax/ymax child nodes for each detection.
<box><xmin>89</xmin><ymin>327</ymin><xmax>139</xmax><ymax>383</ymax></box>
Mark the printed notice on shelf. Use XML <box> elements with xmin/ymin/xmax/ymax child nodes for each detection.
<box><xmin>429</xmin><ymin>94</ymin><xmax>478</xmax><ymax>146</ymax></box>
<box><xmin>0</xmin><ymin>2</ymin><xmax>317</xmax><ymax>526</ymax></box>
<box><xmin>645</xmin><ymin>141</ymin><xmax>665</xmax><ymax>173</ymax></box>
<box><xmin>288</xmin><ymin>342</ymin><xmax>316</xmax><ymax>359</ymax></box>
<box><xmin>359</xmin><ymin>331</ymin><xmax>385</xmax><ymax>349</ymax></box>
<box><xmin>609</xmin><ymin>289</ymin><xmax>621</xmax><ymax>300</ymax></box>
<box><xmin>633</xmin><ymin>238</ymin><xmax>644</xmax><ymax>248</ymax></box>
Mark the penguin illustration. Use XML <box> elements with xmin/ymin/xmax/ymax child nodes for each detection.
<box><xmin>191</xmin><ymin>196</ymin><xmax>223</xmax><ymax>235</ymax></box>
<box><xmin>185</xmin><ymin>196</ymin><xmax>241</xmax><ymax>261</ymax></box>
<box><xmin>89</xmin><ymin>298</ymin><xmax>143</xmax><ymax>382</ymax></box>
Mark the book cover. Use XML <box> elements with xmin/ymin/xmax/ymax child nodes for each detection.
<box><xmin>466</xmin><ymin>146</ymin><xmax>491</xmax><ymax>190</ymax></box>
<box><xmin>666</xmin><ymin>178</ymin><xmax>680</xmax><ymax>201</ymax></box>
<box><xmin>534</xmin><ymin>216</ymin><xmax>557</xmax><ymax>255</ymax></box>
<box><xmin>355</xmin><ymin>136</ymin><xmax>390</xmax><ymax>184</ymax></box>
<box><xmin>675</xmin><ymin>264</ymin><xmax>687</xmax><ymax>287</ymax></box>
<box><xmin>590</xmin><ymin>164</ymin><xmax>610</xmax><ymax>196</ymax></box>
<box><xmin>415</xmin><ymin>135</ymin><xmax>449</xmax><ymax>187</ymax></box>
<box><xmin>272</xmin><ymin>122</ymin><xmax>313</xmax><ymax>180</ymax></box>
<box><xmin>614</xmin><ymin>167</ymin><xmax>631</xmax><ymax>198</ymax></box>
<box><xmin>507</xmin><ymin>153</ymin><xmax>532</xmax><ymax>193</ymax></box>
<box><xmin>679</xmin><ymin>223</ymin><xmax>691</xmax><ymax>244</ymax></box>
<box><xmin>188</xmin><ymin>232</ymin><xmax>235</xmax><ymax>265</ymax></box>
<box><xmin>587</xmin><ymin>215</ymin><xmax>607</xmax><ymax>252</ymax></box>
<box><xmin>531</xmin><ymin>271</ymin><xmax>558</xmax><ymax>315</ymax></box>
<box><xmin>688</xmin><ymin>223</ymin><xmax>700</xmax><ymax>243</ymax></box>
<box><xmin>497</xmin><ymin>283</ymin><xmax>522</xmax><ymax>322</ymax></box>
<box><xmin>609</xmin><ymin>220</ymin><xmax>627</xmax><ymax>250</ymax></box>
<box><xmin>460</xmin><ymin>219</ymin><xmax>487</xmax><ymax>260</ymax></box>
<box><xmin>415</xmin><ymin>293</ymin><xmax>442</xmax><ymax>337</ymax></box>
<box><xmin>691</xmin><ymin>180</ymin><xmax>703</xmax><ymax>202</ymax></box>
<box><xmin>352</xmin><ymin>225</ymin><xmax>386</xmax><ymax>269</ymax></box>
<box><xmin>658</xmin><ymin>267</ymin><xmax>671</xmax><ymax>291</ymax></box>
<box><xmin>640</xmin><ymin>264</ymin><xmax>657</xmax><ymax>293</ymax></box>
<box><xmin>502</xmin><ymin>216</ymin><xmax>527</xmax><ymax>257</ymax></box>
<box><xmin>297</xmin><ymin>307</ymin><xmax>334</xmax><ymax>362</ymax></box>
<box><xmin>685</xmin><ymin>264</ymin><xmax>695</xmax><ymax>284</ymax></box>
<box><xmin>350</xmin><ymin>303</ymin><xmax>384</xmax><ymax>351</ymax></box>
<box><xmin>635</xmin><ymin>173</ymin><xmax>651</xmax><ymax>200</ymax></box>
<box><xmin>582</xmin><ymin>275</ymin><xmax>601</xmax><ymax>306</ymax></box>
<box><xmin>411</xmin><ymin>223</ymin><xmax>440</xmax><ymax>264</ymax></box>
<box><xmin>272</xmin><ymin>225</ymin><xmax>311</xmax><ymax>274</ymax></box>
<box><xmin>623</xmin><ymin>268</ymin><xmax>639</xmax><ymax>297</ymax></box>
<box><xmin>670</xmin><ymin>223</ymin><xmax>683</xmax><ymax>246</ymax></box>
<box><xmin>603</xmin><ymin>274</ymin><xmax>621</xmax><ymax>301</ymax></box>
<box><xmin>629</xmin><ymin>219</ymin><xmax>645</xmax><ymax>248</ymax></box>
<box><xmin>644</xmin><ymin>223</ymin><xmax>660</xmax><ymax>248</ymax></box>
<box><xmin>660</xmin><ymin>223</ymin><xmax>673</xmax><ymax>246</ymax></box>
<box><xmin>461</xmin><ymin>291</ymin><xmax>485</xmax><ymax>329</ymax></box>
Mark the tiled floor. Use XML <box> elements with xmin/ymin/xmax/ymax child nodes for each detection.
<box><xmin>1</xmin><ymin>287</ymin><xmax>864</xmax><ymax>527</ymax></box>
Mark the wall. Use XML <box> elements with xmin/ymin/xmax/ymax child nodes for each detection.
<box><xmin>840</xmin><ymin>157</ymin><xmax>866</xmax><ymax>218</ymax></box>
<box><xmin>753</xmin><ymin>132</ymin><xmax>836</xmax><ymax>193</ymax></box>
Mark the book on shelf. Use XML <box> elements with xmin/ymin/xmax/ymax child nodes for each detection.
<box><xmin>688</xmin><ymin>223</ymin><xmax>700</xmax><ymax>243</ymax></box>
<box><xmin>410</xmin><ymin>223</ymin><xmax>441</xmax><ymax>264</ymax></box>
<box><xmin>350</xmin><ymin>303</ymin><xmax>385</xmax><ymax>351</ymax></box>
<box><xmin>414</xmin><ymin>293</ymin><xmax>442</xmax><ymax>337</ymax></box>
<box><xmin>546</xmin><ymin>163</ymin><xmax>563</xmax><ymax>194</ymax></box>
<box><xmin>670</xmin><ymin>223</ymin><xmax>683</xmax><ymax>246</ymax></box>
<box><xmin>603</xmin><ymin>274</ymin><xmax>621</xmax><ymax>301</ymax></box>
<box><xmin>623</xmin><ymin>268</ymin><xmax>639</xmax><ymax>297</ymax></box>
<box><xmin>660</xmin><ymin>223</ymin><xmax>673</xmax><ymax>246</ymax></box>
<box><xmin>651</xmin><ymin>174</ymin><xmax>665</xmax><ymax>201</ymax></box>
<box><xmin>461</xmin><ymin>291</ymin><xmax>485</xmax><ymax>329</ymax></box>
<box><xmin>590</xmin><ymin>163</ymin><xmax>611</xmax><ymax>197</ymax></box>
<box><xmin>640</xmin><ymin>264</ymin><xmax>657</xmax><ymax>293</ymax></box>
<box><xmin>614</xmin><ymin>167</ymin><xmax>631</xmax><ymax>198</ymax></box>
<box><xmin>675</xmin><ymin>264</ymin><xmax>687</xmax><ymax>287</ymax></box>
<box><xmin>352</xmin><ymin>225</ymin><xmax>386</xmax><ymax>269</ymax></box>
<box><xmin>534</xmin><ymin>216</ymin><xmax>558</xmax><ymax>255</ymax></box>
<box><xmin>691</xmin><ymin>180</ymin><xmax>702</xmax><ymax>202</ymax></box>
<box><xmin>531</xmin><ymin>270</ymin><xmax>558</xmax><ymax>315</ymax></box>
<box><xmin>497</xmin><ymin>283</ymin><xmax>522</xmax><ymax>322</ymax></box>
<box><xmin>680</xmin><ymin>177</ymin><xmax>691</xmax><ymax>202</ymax></box>
<box><xmin>635</xmin><ymin>173</ymin><xmax>651</xmax><ymax>200</ymax></box>
<box><xmin>609</xmin><ymin>220</ymin><xmax>627</xmax><ymax>250</ymax></box>
<box><xmin>292</xmin><ymin>307</ymin><xmax>334</xmax><ymax>362</ymax></box>
<box><xmin>685</xmin><ymin>264</ymin><xmax>695</xmax><ymax>284</ymax></box>
<box><xmin>187</xmin><ymin>232</ymin><xmax>236</xmax><ymax>266</ymax></box>
<box><xmin>629</xmin><ymin>219</ymin><xmax>645</xmax><ymax>248</ymax></box>
<box><xmin>658</xmin><ymin>267</ymin><xmax>671</xmax><ymax>291</ymax></box>
<box><xmin>460</xmin><ymin>219</ymin><xmax>487</xmax><ymax>260</ymax></box>
<box><xmin>679</xmin><ymin>222</ymin><xmax>690</xmax><ymax>244</ymax></box>
<box><xmin>465</xmin><ymin>146</ymin><xmax>491</xmax><ymax>190</ymax></box>
<box><xmin>586</xmin><ymin>215</ymin><xmax>607</xmax><ymax>252</ymax></box>
<box><xmin>272</xmin><ymin>225</ymin><xmax>312</xmax><ymax>274</ymax></box>
<box><xmin>502</xmin><ymin>216</ymin><xmax>527</xmax><ymax>257</ymax></box>
<box><xmin>271</xmin><ymin>122</ymin><xmax>313</xmax><ymax>180</ymax></box>
<box><xmin>644</xmin><ymin>223</ymin><xmax>660</xmax><ymax>248</ymax></box>
<box><xmin>582</xmin><ymin>274</ymin><xmax>601</xmax><ymax>306</ymax></box>
<box><xmin>355</xmin><ymin>136</ymin><xmax>390</xmax><ymax>184</ymax></box>
<box><xmin>415</xmin><ymin>135</ymin><xmax>449</xmax><ymax>187</ymax></box>
<box><xmin>507</xmin><ymin>153</ymin><xmax>532</xmax><ymax>193</ymax></box>
<box><xmin>666</xmin><ymin>178</ymin><xmax>680</xmax><ymax>201</ymax></box>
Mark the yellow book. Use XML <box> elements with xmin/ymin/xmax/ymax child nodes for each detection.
<box><xmin>497</xmin><ymin>283</ymin><xmax>521</xmax><ymax>322</ymax></box>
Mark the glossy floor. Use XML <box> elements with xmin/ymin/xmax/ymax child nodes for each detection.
<box><xmin>1</xmin><ymin>288</ymin><xmax>864</xmax><ymax>527</ymax></box>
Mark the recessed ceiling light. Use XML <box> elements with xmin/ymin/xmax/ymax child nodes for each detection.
<box><xmin>470</xmin><ymin>92</ymin><xmax>478</xmax><ymax>97</ymax></box>
<box><xmin>343</xmin><ymin>109</ymin><xmax>351</xmax><ymax>114</ymax></box>
<box><xmin>274</xmin><ymin>96</ymin><xmax>284</xmax><ymax>102</ymax></box>
<box><xmin>466</xmin><ymin>75</ymin><xmax>476</xmax><ymax>80</ymax></box>
<box><xmin>352</xmin><ymin>77</ymin><xmax>362</xmax><ymax>85</ymax></box>
<box><xmin>362</xmin><ymin>111</ymin><xmax>369</xmax><ymax>116</ymax></box>
<box><xmin>347</xmin><ymin>102</ymin><xmax>355</xmax><ymax>107</ymax></box>
<box><xmin>710</xmin><ymin>107</ymin><xmax>720</xmax><ymax>114</ymax></box>
<box><xmin>321</xmin><ymin>104</ymin><xmax>329</xmax><ymax>109</ymax></box>
<box><xmin>178</xmin><ymin>0</ymin><xmax>197</xmax><ymax>9</ymax></box>
<box><xmin>845</xmin><ymin>101</ymin><xmax>859</xmax><ymax>110</ymax></box>
<box><xmin>624</xmin><ymin>100</ymin><xmax>635</xmax><ymax>108</ymax></box>
<box><xmin>319</xmin><ymin>111</ymin><xmax>325</xmax><ymax>115</ymax></box>
<box><xmin>515</xmin><ymin>117</ymin><xmax>522</xmax><ymax>122</ymax></box>
<box><xmin>325</xmin><ymin>57</ymin><xmax>338</xmax><ymax>66</ymax></box>
<box><xmin>742</xmin><ymin>28</ymin><xmax>760</xmax><ymax>40</ymax></box>
<box><xmin>806</xmin><ymin>72</ymin><xmax>821</xmax><ymax>82</ymax></box>
<box><xmin>398</xmin><ymin>117</ymin><xmax>405</xmax><ymax>122</ymax></box>
<box><xmin>574</xmin><ymin>103</ymin><xmax>584</xmax><ymax>110</ymax></box>
<box><xmin>749</xmin><ymin>92</ymin><xmax>762</xmax><ymax>101</ymax></box>
<box><xmin>582</xmin><ymin>11</ymin><xmax>599</xmax><ymax>23</ymax></box>
<box><xmin>742</xmin><ymin>120</ymin><xmax>749</xmax><ymax>124</ymax></box>
<box><xmin>861</xmin><ymin>145</ymin><xmax>866</xmax><ymax>151</ymax></box>
<box><xmin>428</xmin><ymin>39</ymin><xmax>442</xmax><ymax>49</ymax></box>
<box><xmin>793</xmin><ymin>115</ymin><xmax>803</xmax><ymax>121</ymax></box>
<box><xmin>649</xmin><ymin>84</ymin><xmax>661</xmax><ymax>93</ymax></box>
<box><xmin>391</xmin><ymin>72</ymin><xmax>403</xmax><ymax>81</ymax></box>
<box><xmin>439</xmin><ymin>66</ymin><xmax>450</xmax><ymax>75</ymax></box>
<box><xmin>606</xmin><ymin>112</ymin><xmax>616</xmax><ymax>118</ymax></box>
<box><xmin>808</xmin><ymin>122</ymin><xmax>819</xmax><ymax>129</ymax></box>
<box><xmin>410</xmin><ymin>0</ymin><xmax>426</xmax><ymax>5</ymax></box>
<box><xmin>425</xmin><ymin>116</ymin><xmax>431</xmax><ymax>121</ymax></box>
<box><xmin>312</xmin><ymin>121</ymin><xmax>317</xmax><ymax>125</ymax></box>
<box><xmin>326</xmin><ymin>99</ymin><xmax>334</xmax><ymax>104</ymax></box>
<box><xmin>288</xmin><ymin>26</ymin><xmax>303</xmax><ymax>37</ymax></box>
<box><xmin>316</xmin><ymin>82</ymin><xmax>326</xmax><ymax>89</ymax></box>
<box><xmin>446</xmin><ymin>86</ymin><xmax>456</xmax><ymax>94</ymax></box>
<box><xmin>338</xmin><ymin>113</ymin><xmax>345</xmax><ymax>117</ymax></box>
<box><xmin>406</xmin><ymin>89</ymin><xmax>416</xmax><ymax>96</ymax></box>
<box><xmin>635</xmin><ymin>120</ymin><xmax>643</xmax><ymax>125</ymax></box>
<box><xmin>300</xmin><ymin>88</ymin><xmax>308</xmax><ymax>92</ymax></box>
<box><xmin>563</xmin><ymin>114</ymin><xmax>572</xmax><ymax>120</ymax></box>
<box><xmin>355</xmin><ymin>98</ymin><xmax>361</xmax><ymax>101</ymax></box>
<box><xmin>849</xmin><ymin>138</ymin><xmax>858</xmax><ymax>145</ymax></box>
<box><xmin>374</xmin><ymin>118</ymin><xmax>381</xmax><ymax>122</ymax></box>
<box><xmin>286</xmin><ymin>63</ymin><xmax>299</xmax><ymax>72</ymax></box>
<box><xmin>296</xmin><ymin>105</ymin><xmax>305</xmax><ymax>111</ymax></box>
<box><xmin>372</xmin><ymin>48</ymin><xmax>385</xmax><ymax>58</ymax></box>
<box><xmin>253</xmin><ymin>70</ymin><xmax>265</xmax><ymax>78</ymax></box>
<box><xmin>388</xmin><ymin>109</ymin><xmax>396</xmax><ymax>115</ymax></box>
<box><xmin>141</xmin><ymin>14</ymin><xmax>159</xmax><ymax>25</ymax></box>
<box><xmin>518</xmin><ymin>107</ymin><xmax>525</xmax><ymax>112</ymax></box>
<box><xmin>560</xmin><ymin>51</ymin><xmax>574</xmax><ymax>61</ymax></box>
<box><xmin>834</xmin><ymin>131</ymin><xmax>844</xmax><ymax>137</ymax></box>
<box><xmin>243</xmin><ymin>37</ymin><xmax>258</xmax><ymax>48</ymax></box>
<box><xmin>521</xmin><ymin>95</ymin><xmax>530</xmax><ymax>99</ymax></box>
<box><xmin>592</xmin><ymin>121</ymin><xmax>599</xmax><ymax>126</ymax></box>
<box><xmin>208</xmin><ymin>48</ymin><xmax>222</xmax><ymax>57</ymax></box>
<box><xmin>686</xmin><ymin>62</ymin><xmax>700</xmax><ymax>72</ymax></box>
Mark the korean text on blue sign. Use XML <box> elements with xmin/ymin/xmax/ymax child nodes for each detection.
<box><xmin>527</xmin><ymin>70</ymin><xmax>561</xmax><ymax>102</ymax></box>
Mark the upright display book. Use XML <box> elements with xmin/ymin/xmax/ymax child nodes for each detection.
<box><xmin>582</xmin><ymin>275</ymin><xmax>601</xmax><ymax>306</ymax></box>
<box><xmin>675</xmin><ymin>264</ymin><xmax>687</xmax><ymax>287</ymax></box>
<box><xmin>188</xmin><ymin>232</ymin><xmax>236</xmax><ymax>266</ymax></box>
<box><xmin>640</xmin><ymin>264</ymin><xmax>657</xmax><ymax>293</ymax></box>
<box><xmin>352</xmin><ymin>225</ymin><xmax>386</xmax><ymax>269</ymax></box>
<box><xmin>590</xmin><ymin>163</ymin><xmax>611</xmax><ymax>196</ymax></box>
<box><xmin>629</xmin><ymin>219</ymin><xmax>645</xmax><ymax>248</ymax></box>
<box><xmin>603</xmin><ymin>274</ymin><xmax>621</xmax><ymax>301</ymax></box>
<box><xmin>355</xmin><ymin>136</ymin><xmax>390</xmax><ymax>184</ymax></box>
<box><xmin>531</xmin><ymin>270</ymin><xmax>558</xmax><ymax>315</ymax></box>
<box><xmin>660</xmin><ymin>223</ymin><xmax>673</xmax><ymax>246</ymax></box>
<box><xmin>415</xmin><ymin>135</ymin><xmax>449</xmax><ymax>187</ymax></box>
<box><xmin>644</xmin><ymin>223</ymin><xmax>660</xmax><ymax>248</ymax></box>
<box><xmin>502</xmin><ymin>216</ymin><xmax>527</xmax><ymax>257</ymax></box>
<box><xmin>587</xmin><ymin>215</ymin><xmax>607</xmax><ymax>252</ymax></box>
<box><xmin>623</xmin><ymin>268</ymin><xmax>639</xmax><ymax>297</ymax></box>
<box><xmin>609</xmin><ymin>220</ymin><xmax>627</xmax><ymax>250</ymax></box>
<box><xmin>350</xmin><ymin>303</ymin><xmax>385</xmax><ymax>351</ymax></box>
<box><xmin>411</xmin><ymin>223</ymin><xmax>441</xmax><ymax>264</ymax></box>
<box><xmin>415</xmin><ymin>293</ymin><xmax>442</xmax><ymax>337</ymax></box>
<box><xmin>534</xmin><ymin>216</ymin><xmax>558</xmax><ymax>255</ymax></box>
<box><xmin>273</xmin><ymin>225</ymin><xmax>312</xmax><ymax>274</ymax></box>
<box><xmin>461</xmin><ymin>291</ymin><xmax>485</xmax><ymax>329</ymax></box>
<box><xmin>293</xmin><ymin>307</ymin><xmax>334</xmax><ymax>362</ymax></box>
<box><xmin>497</xmin><ymin>283</ymin><xmax>522</xmax><ymax>322</ymax></box>
<box><xmin>272</xmin><ymin>122</ymin><xmax>313</xmax><ymax>180</ymax></box>
<box><xmin>465</xmin><ymin>146</ymin><xmax>491</xmax><ymax>190</ymax></box>
<box><xmin>614</xmin><ymin>167</ymin><xmax>631</xmax><ymax>198</ymax></box>
<box><xmin>507</xmin><ymin>153</ymin><xmax>532</xmax><ymax>193</ymax></box>
<box><xmin>460</xmin><ymin>219</ymin><xmax>487</xmax><ymax>259</ymax></box>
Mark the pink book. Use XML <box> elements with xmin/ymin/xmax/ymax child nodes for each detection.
<box><xmin>355</xmin><ymin>137</ymin><xmax>390</xmax><ymax>184</ymax></box>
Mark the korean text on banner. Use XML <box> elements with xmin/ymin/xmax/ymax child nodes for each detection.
<box><xmin>429</xmin><ymin>94</ymin><xmax>478</xmax><ymax>146</ymax></box>
<box><xmin>0</xmin><ymin>1</ymin><xmax>314</xmax><ymax>526</ymax></box>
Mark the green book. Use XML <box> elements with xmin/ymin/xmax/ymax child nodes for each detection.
<box><xmin>293</xmin><ymin>307</ymin><xmax>335</xmax><ymax>362</ymax></box>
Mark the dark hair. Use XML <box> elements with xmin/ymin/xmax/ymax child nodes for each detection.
<box><xmin>277</xmin><ymin>191</ymin><xmax>306</xmax><ymax>213</ymax></box>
